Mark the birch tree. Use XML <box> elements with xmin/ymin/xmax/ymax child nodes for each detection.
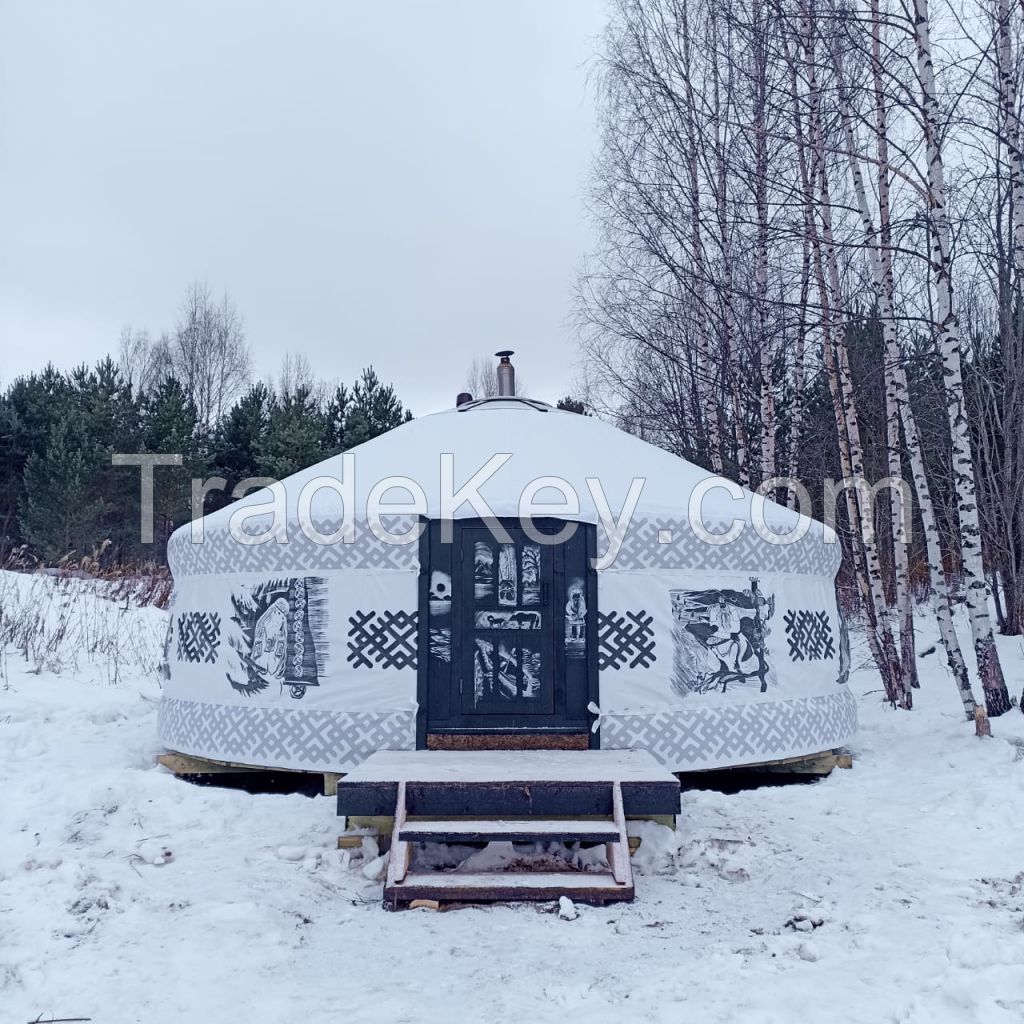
<box><xmin>910</xmin><ymin>0</ymin><xmax>1013</xmax><ymax>715</ymax></box>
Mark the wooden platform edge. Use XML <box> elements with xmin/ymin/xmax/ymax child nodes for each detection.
<box><xmin>739</xmin><ymin>748</ymin><xmax>853</xmax><ymax>776</ymax></box>
<box><xmin>155</xmin><ymin>751</ymin><xmax>343</xmax><ymax>794</ymax></box>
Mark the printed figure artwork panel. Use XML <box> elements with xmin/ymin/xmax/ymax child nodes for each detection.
<box><xmin>597</xmin><ymin>610</ymin><xmax>656</xmax><ymax>670</ymax></box>
<box><xmin>497</xmin><ymin>545</ymin><xmax>517</xmax><ymax>606</ymax></box>
<box><xmin>521</xmin><ymin>545</ymin><xmax>541</xmax><ymax>606</ymax></box>
<box><xmin>565</xmin><ymin>577</ymin><xmax>587</xmax><ymax>659</ymax></box>
<box><xmin>473</xmin><ymin>636</ymin><xmax>542</xmax><ymax>703</ymax></box>
<box><xmin>670</xmin><ymin>579</ymin><xmax>776</xmax><ymax>696</ymax></box>
<box><xmin>347</xmin><ymin>609</ymin><xmax>418</xmax><ymax>670</ymax></box>
<box><xmin>474</xmin><ymin>610</ymin><xmax>541</xmax><ymax>630</ymax></box>
<box><xmin>428</xmin><ymin>571</ymin><xmax>452</xmax><ymax>617</ymax></box>
<box><xmin>783</xmin><ymin>609</ymin><xmax>836</xmax><ymax>661</ymax></box>
<box><xmin>226</xmin><ymin>577</ymin><xmax>328</xmax><ymax>700</ymax></box>
<box><xmin>474</xmin><ymin>542</ymin><xmax>494</xmax><ymax>599</ymax></box>
<box><xmin>176</xmin><ymin>611</ymin><xmax>221</xmax><ymax>664</ymax></box>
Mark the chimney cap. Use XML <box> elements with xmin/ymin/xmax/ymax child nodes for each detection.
<box><xmin>495</xmin><ymin>349</ymin><xmax>514</xmax><ymax>359</ymax></box>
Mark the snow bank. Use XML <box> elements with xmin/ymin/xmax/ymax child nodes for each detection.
<box><xmin>1</xmin><ymin>590</ymin><xmax>1023</xmax><ymax>1023</ymax></box>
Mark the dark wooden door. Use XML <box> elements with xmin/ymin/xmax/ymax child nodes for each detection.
<box><xmin>418</xmin><ymin>517</ymin><xmax>596</xmax><ymax>742</ymax></box>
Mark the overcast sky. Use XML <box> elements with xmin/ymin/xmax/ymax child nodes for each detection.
<box><xmin>0</xmin><ymin>0</ymin><xmax>608</xmax><ymax>415</ymax></box>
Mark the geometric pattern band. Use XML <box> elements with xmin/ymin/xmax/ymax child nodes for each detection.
<box><xmin>168</xmin><ymin>515</ymin><xmax>421</xmax><ymax>577</ymax></box>
<box><xmin>600</xmin><ymin>689</ymin><xmax>857</xmax><ymax>772</ymax></box>
<box><xmin>158</xmin><ymin>688</ymin><xmax>856</xmax><ymax>775</ymax></box>
<box><xmin>169</xmin><ymin>514</ymin><xmax>839</xmax><ymax>578</ymax></box>
<box><xmin>598</xmin><ymin>516</ymin><xmax>840</xmax><ymax>575</ymax></box>
<box><xmin>157</xmin><ymin>697</ymin><xmax>416</xmax><ymax>773</ymax></box>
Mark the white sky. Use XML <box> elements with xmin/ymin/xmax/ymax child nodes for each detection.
<box><xmin>0</xmin><ymin>0</ymin><xmax>608</xmax><ymax>414</ymax></box>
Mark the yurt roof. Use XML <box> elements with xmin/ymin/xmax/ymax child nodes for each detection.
<box><xmin>185</xmin><ymin>398</ymin><xmax>830</xmax><ymax>541</ymax></box>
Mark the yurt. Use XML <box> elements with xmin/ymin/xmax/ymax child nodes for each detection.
<box><xmin>160</xmin><ymin>361</ymin><xmax>855</xmax><ymax>774</ymax></box>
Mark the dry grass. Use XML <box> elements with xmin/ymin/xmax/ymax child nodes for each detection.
<box><xmin>0</xmin><ymin>549</ymin><xmax>170</xmax><ymax>684</ymax></box>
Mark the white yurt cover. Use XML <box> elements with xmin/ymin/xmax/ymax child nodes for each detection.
<box><xmin>159</xmin><ymin>399</ymin><xmax>856</xmax><ymax>771</ymax></box>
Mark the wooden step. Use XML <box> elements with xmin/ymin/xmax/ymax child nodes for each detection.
<box><xmin>338</xmin><ymin>749</ymin><xmax>681</xmax><ymax>818</ymax></box>
<box><xmin>373</xmin><ymin>762</ymin><xmax>650</xmax><ymax>908</ymax></box>
<box><xmin>386</xmin><ymin>870</ymin><xmax>634</xmax><ymax>906</ymax></box>
<box><xmin>399</xmin><ymin>819</ymin><xmax>620</xmax><ymax>843</ymax></box>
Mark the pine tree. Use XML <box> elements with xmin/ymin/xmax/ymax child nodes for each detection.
<box><xmin>556</xmin><ymin>396</ymin><xmax>589</xmax><ymax>415</ymax></box>
<box><xmin>210</xmin><ymin>383</ymin><xmax>272</xmax><ymax>503</ymax></box>
<box><xmin>143</xmin><ymin>377</ymin><xmax>200</xmax><ymax>547</ymax></box>
<box><xmin>258</xmin><ymin>386</ymin><xmax>328</xmax><ymax>480</ymax></box>
<box><xmin>322</xmin><ymin>369</ymin><xmax>411</xmax><ymax>453</ymax></box>
<box><xmin>0</xmin><ymin>396</ymin><xmax>22</xmax><ymax>556</ymax></box>
<box><xmin>323</xmin><ymin>383</ymin><xmax>352</xmax><ymax>455</ymax></box>
<box><xmin>20</xmin><ymin>414</ymin><xmax>106</xmax><ymax>563</ymax></box>
<box><xmin>2</xmin><ymin>366</ymin><xmax>75</xmax><ymax>553</ymax></box>
<box><xmin>342</xmin><ymin>367</ymin><xmax>412</xmax><ymax>449</ymax></box>
<box><xmin>69</xmin><ymin>358</ymin><xmax>143</xmax><ymax>562</ymax></box>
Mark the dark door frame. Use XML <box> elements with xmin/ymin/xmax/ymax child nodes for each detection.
<box><xmin>415</xmin><ymin>516</ymin><xmax>599</xmax><ymax>749</ymax></box>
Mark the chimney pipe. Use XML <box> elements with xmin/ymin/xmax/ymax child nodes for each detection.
<box><xmin>495</xmin><ymin>350</ymin><xmax>515</xmax><ymax>397</ymax></box>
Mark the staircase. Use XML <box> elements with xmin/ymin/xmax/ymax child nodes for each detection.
<box><xmin>336</xmin><ymin>749</ymin><xmax>680</xmax><ymax>909</ymax></box>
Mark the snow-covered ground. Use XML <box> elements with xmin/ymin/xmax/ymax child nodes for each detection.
<box><xmin>2</xmin><ymin>572</ymin><xmax>1023</xmax><ymax>1024</ymax></box>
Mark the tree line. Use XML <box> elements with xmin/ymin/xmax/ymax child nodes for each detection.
<box><xmin>0</xmin><ymin>284</ymin><xmax>411</xmax><ymax>567</ymax></box>
<box><xmin>578</xmin><ymin>0</ymin><xmax>1024</xmax><ymax>723</ymax></box>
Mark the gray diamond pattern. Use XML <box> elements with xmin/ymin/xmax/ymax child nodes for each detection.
<box><xmin>170</xmin><ymin>515</ymin><xmax>837</xmax><ymax>577</ymax></box>
<box><xmin>599</xmin><ymin>517</ymin><xmax>839</xmax><ymax>575</ymax></box>
<box><xmin>168</xmin><ymin>515</ymin><xmax>421</xmax><ymax>577</ymax></box>
<box><xmin>159</xmin><ymin>689</ymin><xmax>855</xmax><ymax>774</ymax></box>
<box><xmin>158</xmin><ymin>697</ymin><xmax>416</xmax><ymax>771</ymax></box>
<box><xmin>600</xmin><ymin>690</ymin><xmax>857</xmax><ymax>770</ymax></box>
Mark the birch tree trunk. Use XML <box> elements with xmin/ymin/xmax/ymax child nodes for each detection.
<box><xmin>708</xmin><ymin>17</ymin><xmax>749</xmax><ymax>486</ymax></box>
<box><xmin>789</xmin><ymin>15</ymin><xmax>909</xmax><ymax>707</ymax></box>
<box><xmin>751</xmin><ymin>5</ymin><xmax>775</xmax><ymax>486</ymax></box>
<box><xmin>835</xmin><ymin>92</ymin><xmax>918</xmax><ymax>687</ymax></box>
<box><xmin>996</xmin><ymin>0</ymin><xmax>1024</xmax><ymax>709</ymax></box>
<box><xmin>786</xmin><ymin>235</ymin><xmax>811</xmax><ymax>505</ymax></box>
<box><xmin>681</xmin><ymin>0</ymin><xmax>723</xmax><ymax>475</ymax></box>
<box><xmin>866</xmin><ymin>8</ymin><xmax>918</xmax><ymax>689</ymax></box>
<box><xmin>896</xmin><ymin>361</ymin><xmax>981</xmax><ymax>721</ymax></box>
<box><xmin>912</xmin><ymin>0</ymin><xmax>1012</xmax><ymax>715</ymax></box>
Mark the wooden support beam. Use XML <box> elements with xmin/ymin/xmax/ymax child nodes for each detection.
<box><xmin>760</xmin><ymin>752</ymin><xmax>840</xmax><ymax>775</ymax></box>
<box><xmin>156</xmin><ymin>752</ymin><xmax>271</xmax><ymax>775</ymax></box>
<box><xmin>157</xmin><ymin>751</ymin><xmax>346</xmax><ymax>796</ymax></box>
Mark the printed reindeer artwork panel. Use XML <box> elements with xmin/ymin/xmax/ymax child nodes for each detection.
<box><xmin>670</xmin><ymin>579</ymin><xmax>776</xmax><ymax>697</ymax></box>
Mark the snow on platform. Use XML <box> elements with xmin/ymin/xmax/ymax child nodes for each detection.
<box><xmin>342</xmin><ymin>748</ymin><xmax>679</xmax><ymax>784</ymax></box>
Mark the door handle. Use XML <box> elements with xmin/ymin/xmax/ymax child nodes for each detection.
<box><xmin>541</xmin><ymin>582</ymin><xmax>550</xmax><ymax>607</ymax></box>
